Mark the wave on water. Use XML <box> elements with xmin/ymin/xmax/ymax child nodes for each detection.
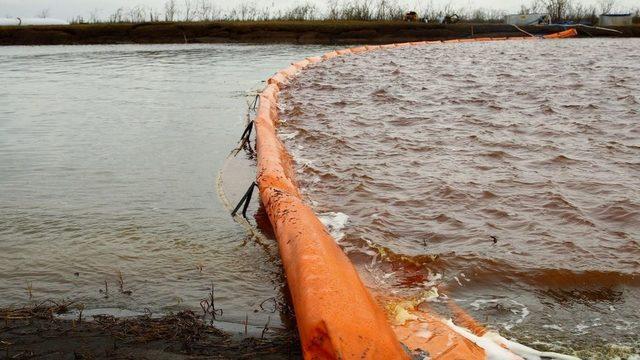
<box><xmin>279</xmin><ymin>38</ymin><xmax>640</xmax><ymax>355</ymax></box>
<box><xmin>318</xmin><ymin>212</ymin><xmax>349</xmax><ymax>242</ymax></box>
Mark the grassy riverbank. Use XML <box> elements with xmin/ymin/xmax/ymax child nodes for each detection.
<box><xmin>2</xmin><ymin>21</ymin><xmax>639</xmax><ymax>46</ymax></box>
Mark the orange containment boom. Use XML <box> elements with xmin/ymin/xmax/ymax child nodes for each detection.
<box><xmin>253</xmin><ymin>29</ymin><xmax>577</xmax><ymax>360</ymax></box>
<box><xmin>256</xmin><ymin>84</ymin><xmax>408</xmax><ymax>359</ymax></box>
<box><xmin>543</xmin><ymin>28</ymin><xmax>578</xmax><ymax>38</ymax></box>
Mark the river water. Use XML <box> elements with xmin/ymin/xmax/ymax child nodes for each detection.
<box><xmin>280</xmin><ymin>38</ymin><xmax>639</xmax><ymax>358</ymax></box>
<box><xmin>1</xmin><ymin>39</ymin><xmax>638</xmax><ymax>358</ymax></box>
<box><xmin>0</xmin><ymin>43</ymin><xmax>330</xmax><ymax>332</ymax></box>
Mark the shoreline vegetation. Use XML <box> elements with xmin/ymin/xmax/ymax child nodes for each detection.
<box><xmin>0</xmin><ymin>301</ymin><xmax>300</xmax><ymax>358</ymax></box>
<box><xmin>13</xmin><ymin>0</ymin><xmax>640</xmax><ymax>25</ymax></box>
<box><xmin>2</xmin><ymin>0</ymin><xmax>639</xmax><ymax>45</ymax></box>
<box><xmin>1</xmin><ymin>21</ymin><xmax>639</xmax><ymax>46</ymax></box>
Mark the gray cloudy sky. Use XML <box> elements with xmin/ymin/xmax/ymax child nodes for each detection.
<box><xmin>1</xmin><ymin>0</ymin><xmax>637</xmax><ymax>20</ymax></box>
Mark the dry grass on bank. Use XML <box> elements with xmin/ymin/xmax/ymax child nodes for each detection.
<box><xmin>0</xmin><ymin>300</ymin><xmax>300</xmax><ymax>359</ymax></box>
<box><xmin>60</xmin><ymin>0</ymin><xmax>639</xmax><ymax>25</ymax></box>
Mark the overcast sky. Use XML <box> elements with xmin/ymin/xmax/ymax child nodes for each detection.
<box><xmin>2</xmin><ymin>0</ymin><xmax>638</xmax><ymax>20</ymax></box>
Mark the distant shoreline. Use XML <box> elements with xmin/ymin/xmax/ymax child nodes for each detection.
<box><xmin>1</xmin><ymin>21</ymin><xmax>639</xmax><ymax>46</ymax></box>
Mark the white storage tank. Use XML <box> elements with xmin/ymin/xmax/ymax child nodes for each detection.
<box><xmin>504</xmin><ymin>13</ymin><xmax>550</xmax><ymax>25</ymax></box>
<box><xmin>599</xmin><ymin>14</ymin><xmax>633</xmax><ymax>26</ymax></box>
<box><xmin>0</xmin><ymin>18</ymin><xmax>69</xmax><ymax>26</ymax></box>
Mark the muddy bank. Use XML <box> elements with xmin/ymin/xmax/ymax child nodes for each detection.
<box><xmin>0</xmin><ymin>301</ymin><xmax>300</xmax><ymax>359</ymax></box>
<box><xmin>1</xmin><ymin>21</ymin><xmax>639</xmax><ymax>46</ymax></box>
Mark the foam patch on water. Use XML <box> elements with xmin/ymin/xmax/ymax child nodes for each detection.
<box><xmin>507</xmin><ymin>300</ymin><xmax>530</xmax><ymax>330</ymax></box>
<box><xmin>318</xmin><ymin>212</ymin><xmax>349</xmax><ymax>241</ymax></box>
<box><xmin>423</xmin><ymin>271</ymin><xmax>443</xmax><ymax>289</ymax></box>
<box><xmin>55</xmin><ymin>308</ymin><xmax>146</xmax><ymax>320</ymax></box>
<box><xmin>444</xmin><ymin>320</ymin><xmax>581</xmax><ymax>360</ymax></box>
<box><xmin>278</xmin><ymin>130</ymin><xmax>298</xmax><ymax>140</ymax></box>
<box><xmin>469</xmin><ymin>298</ymin><xmax>531</xmax><ymax>331</ymax></box>
<box><xmin>542</xmin><ymin>324</ymin><xmax>564</xmax><ymax>331</ymax></box>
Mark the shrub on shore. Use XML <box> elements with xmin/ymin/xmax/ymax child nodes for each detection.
<box><xmin>21</xmin><ymin>0</ymin><xmax>640</xmax><ymax>25</ymax></box>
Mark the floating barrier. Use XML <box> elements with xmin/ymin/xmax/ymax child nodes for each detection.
<box><xmin>543</xmin><ymin>28</ymin><xmax>579</xmax><ymax>38</ymax></box>
<box><xmin>253</xmin><ymin>29</ymin><xmax>578</xmax><ymax>359</ymax></box>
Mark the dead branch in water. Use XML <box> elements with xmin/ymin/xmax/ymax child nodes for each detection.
<box><xmin>93</xmin><ymin>309</ymin><xmax>227</xmax><ymax>345</ymax></box>
<box><xmin>199</xmin><ymin>282</ymin><xmax>223</xmax><ymax>324</ymax></box>
<box><xmin>0</xmin><ymin>300</ymin><xmax>77</xmax><ymax>321</ymax></box>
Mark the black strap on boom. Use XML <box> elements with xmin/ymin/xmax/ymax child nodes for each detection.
<box><xmin>231</xmin><ymin>182</ymin><xmax>257</xmax><ymax>218</ymax></box>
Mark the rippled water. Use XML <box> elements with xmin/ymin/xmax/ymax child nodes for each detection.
<box><xmin>0</xmin><ymin>44</ymin><xmax>330</xmax><ymax>330</ymax></box>
<box><xmin>281</xmin><ymin>38</ymin><xmax>639</xmax><ymax>356</ymax></box>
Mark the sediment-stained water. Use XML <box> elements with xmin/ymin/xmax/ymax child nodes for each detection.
<box><xmin>0</xmin><ymin>44</ymin><xmax>330</xmax><ymax>331</ymax></box>
<box><xmin>280</xmin><ymin>38</ymin><xmax>639</xmax><ymax>357</ymax></box>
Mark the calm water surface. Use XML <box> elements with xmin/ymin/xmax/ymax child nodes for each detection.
<box><xmin>0</xmin><ymin>43</ymin><xmax>330</xmax><ymax>330</ymax></box>
<box><xmin>281</xmin><ymin>38</ymin><xmax>639</xmax><ymax>357</ymax></box>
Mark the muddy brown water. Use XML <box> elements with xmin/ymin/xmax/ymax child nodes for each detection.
<box><xmin>280</xmin><ymin>38</ymin><xmax>639</xmax><ymax>357</ymax></box>
<box><xmin>0</xmin><ymin>43</ymin><xmax>333</xmax><ymax>335</ymax></box>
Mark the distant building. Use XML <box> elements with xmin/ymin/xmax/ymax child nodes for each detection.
<box><xmin>0</xmin><ymin>18</ymin><xmax>69</xmax><ymax>26</ymax></box>
<box><xmin>599</xmin><ymin>14</ymin><xmax>632</xmax><ymax>26</ymax></box>
<box><xmin>504</xmin><ymin>14</ymin><xmax>550</xmax><ymax>25</ymax></box>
